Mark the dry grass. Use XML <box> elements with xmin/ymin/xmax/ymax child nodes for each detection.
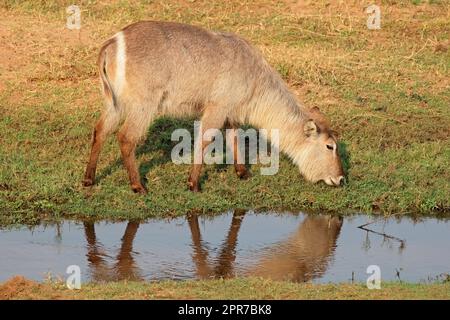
<box><xmin>1</xmin><ymin>276</ymin><xmax>450</xmax><ymax>300</ymax></box>
<box><xmin>0</xmin><ymin>0</ymin><xmax>449</xmax><ymax>224</ymax></box>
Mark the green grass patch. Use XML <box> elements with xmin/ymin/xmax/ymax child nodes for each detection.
<box><xmin>0</xmin><ymin>1</ymin><xmax>449</xmax><ymax>225</ymax></box>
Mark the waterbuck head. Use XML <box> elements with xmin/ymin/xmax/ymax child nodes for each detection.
<box><xmin>298</xmin><ymin>107</ymin><xmax>345</xmax><ymax>187</ymax></box>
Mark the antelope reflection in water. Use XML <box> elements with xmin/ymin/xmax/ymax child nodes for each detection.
<box><xmin>188</xmin><ymin>211</ymin><xmax>343</xmax><ymax>282</ymax></box>
<box><xmin>249</xmin><ymin>214</ymin><xmax>343</xmax><ymax>281</ymax></box>
<box><xmin>83</xmin><ymin>221</ymin><xmax>142</xmax><ymax>281</ymax></box>
<box><xmin>82</xmin><ymin>212</ymin><xmax>342</xmax><ymax>282</ymax></box>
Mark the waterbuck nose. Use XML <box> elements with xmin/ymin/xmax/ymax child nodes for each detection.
<box><xmin>330</xmin><ymin>176</ymin><xmax>345</xmax><ymax>186</ymax></box>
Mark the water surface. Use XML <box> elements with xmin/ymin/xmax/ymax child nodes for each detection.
<box><xmin>0</xmin><ymin>211</ymin><xmax>449</xmax><ymax>283</ymax></box>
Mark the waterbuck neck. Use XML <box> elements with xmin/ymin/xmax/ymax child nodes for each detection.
<box><xmin>244</xmin><ymin>71</ymin><xmax>310</xmax><ymax>165</ymax></box>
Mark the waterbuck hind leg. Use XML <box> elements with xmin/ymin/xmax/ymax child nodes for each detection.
<box><xmin>117</xmin><ymin>108</ymin><xmax>152</xmax><ymax>194</ymax></box>
<box><xmin>226</xmin><ymin>127</ymin><xmax>250</xmax><ymax>180</ymax></box>
<box><xmin>83</xmin><ymin>111</ymin><xmax>120</xmax><ymax>186</ymax></box>
<box><xmin>117</xmin><ymin>122</ymin><xmax>148</xmax><ymax>194</ymax></box>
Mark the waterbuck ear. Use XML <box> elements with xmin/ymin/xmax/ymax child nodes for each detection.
<box><xmin>330</xmin><ymin>130</ymin><xmax>339</xmax><ymax>139</ymax></box>
<box><xmin>304</xmin><ymin>119</ymin><xmax>319</xmax><ymax>137</ymax></box>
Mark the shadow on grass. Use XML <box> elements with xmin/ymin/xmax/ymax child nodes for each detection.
<box><xmin>137</xmin><ymin>117</ymin><xmax>196</xmax><ymax>187</ymax></box>
<box><xmin>338</xmin><ymin>141</ymin><xmax>351</xmax><ymax>183</ymax></box>
<box><xmin>96</xmin><ymin>117</ymin><xmax>195</xmax><ymax>186</ymax></box>
<box><xmin>96</xmin><ymin>118</ymin><xmax>328</xmax><ymax>188</ymax></box>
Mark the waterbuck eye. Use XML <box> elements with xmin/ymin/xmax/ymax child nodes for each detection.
<box><xmin>326</xmin><ymin>144</ymin><xmax>334</xmax><ymax>150</ymax></box>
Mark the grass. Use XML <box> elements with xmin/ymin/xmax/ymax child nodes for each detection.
<box><xmin>1</xmin><ymin>276</ymin><xmax>450</xmax><ymax>300</ymax></box>
<box><xmin>0</xmin><ymin>0</ymin><xmax>449</xmax><ymax>225</ymax></box>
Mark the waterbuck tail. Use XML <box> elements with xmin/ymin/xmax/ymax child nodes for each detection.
<box><xmin>97</xmin><ymin>37</ymin><xmax>117</xmax><ymax>109</ymax></box>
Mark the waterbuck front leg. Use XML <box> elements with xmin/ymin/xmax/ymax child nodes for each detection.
<box><xmin>188</xmin><ymin>107</ymin><xmax>227</xmax><ymax>192</ymax></box>
<box><xmin>225</xmin><ymin>127</ymin><xmax>250</xmax><ymax>180</ymax></box>
<box><xmin>83</xmin><ymin>110</ymin><xmax>120</xmax><ymax>186</ymax></box>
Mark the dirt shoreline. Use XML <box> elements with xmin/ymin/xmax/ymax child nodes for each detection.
<box><xmin>1</xmin><ymin>276</ymin><xmax>449</xmax><ymax>300</ymax></box>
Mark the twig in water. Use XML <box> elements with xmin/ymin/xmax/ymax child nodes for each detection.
<box><xmin>357</xmin><ymin>222</ymin><xmax>406</xmax><ymax>246</ymax></box>
<box><xmin>396</xmin><ymin>268</ymin><xmax>403</xmax><ymax>282</ymax></box>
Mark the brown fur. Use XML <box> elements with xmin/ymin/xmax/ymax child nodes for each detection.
<box><xmin>83</xmin><ymin>21</ymin><xmax>345</xmax><ymax>193</ymax></box>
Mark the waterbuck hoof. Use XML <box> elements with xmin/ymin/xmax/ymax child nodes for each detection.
<box><xmin>82</xmin><ymin>178</ymin><xmax>94</xmax><ymax>187</ymax></box>
<box><xmin>131</xmin><ymin>184</ymin><xmax>147</xmax><ymax>194</ymax></box>
<box><xmin>188</xmin><ymin>181</ymin><xmax>201</xmax><ymax>192</ymax></box>
<box><xmin>237</xmin><ymin>170</ymin><xmax>250</xmax><ymax>180</ymax></box>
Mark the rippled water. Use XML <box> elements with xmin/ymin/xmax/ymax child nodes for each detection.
<box><xmin>0</xmin><ymin>211</ymin><xmax>449</xmax><ymax>283</ymax></box>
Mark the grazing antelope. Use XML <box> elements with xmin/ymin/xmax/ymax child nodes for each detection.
<box><xmin>83</xmin><ymin>21</ymin><xmax>345</xmax><ymax>193</ymax></box>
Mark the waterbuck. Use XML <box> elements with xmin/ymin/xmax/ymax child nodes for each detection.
<box><xmin>83</xmin><ymin>21</ymin><xmax>345</xmax><ymax>194</ymax></box>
